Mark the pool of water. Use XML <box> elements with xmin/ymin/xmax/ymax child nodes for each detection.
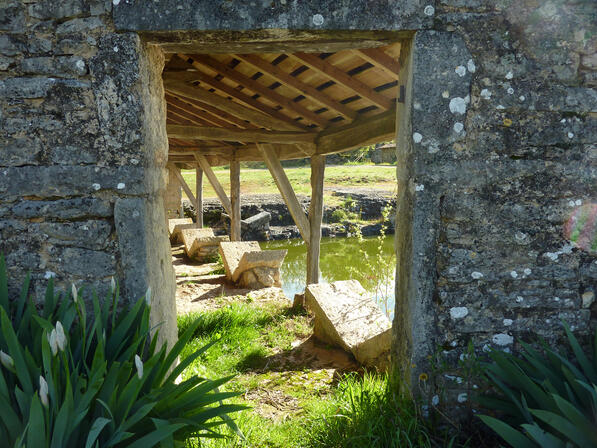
<box><xmin>261</xmin><ymin>235</ymin><xmax>396</xmax><ymax>319</ymax></box>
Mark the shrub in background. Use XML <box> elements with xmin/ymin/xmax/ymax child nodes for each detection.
<box><xmin>0</xmin><ymin>256</ymin><xmax>244</xmax><ymax>447</ymax></box>
<box><xmin>480</xmin><ymin>322</ymin><xmax>597</xmax><ymax>447</ymax></box>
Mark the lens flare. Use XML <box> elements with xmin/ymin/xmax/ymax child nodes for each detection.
<box><xmin>564</xmin><ymin>203</ymin><xmax>597</xmax><ymax>254</ymax></box>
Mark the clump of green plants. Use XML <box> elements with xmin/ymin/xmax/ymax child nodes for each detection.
<box><xmin>0</xmin><ymin>256</ymin><xmax>243</xmax><ymax>447</ymax></box>
<box><xmin>479</xmin><ymin>322</ymin><xmax>597</xmax><ymax>447</ymax></box>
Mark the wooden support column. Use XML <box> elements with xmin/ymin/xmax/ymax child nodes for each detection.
<box><xmin>257</xmin><ymin>144</ymin><xmax>310</xmax><ymax>242</ymax></box>
<box><xmin>193</xmin><ymin>154</ymin><xmax>233</xmax><ymax>217</ymax></box>
<box><xmin>171</xmin><ymin>165</ymin><xmax>197</xmax><ymax>210</ymax></box>
<box><xmin>307</xmin><ymin>155</ymin><xmax>325</xmax><ymax>285</ymax></box>
<box><xmin>195</xmin><ymin>165</ymin><xmax>203</xmax><ymax>227</ymax></box>
<box><xmin>229</xmin><ymin>161</ymin><xmax>241</xmax><ymax>241</ymax></box>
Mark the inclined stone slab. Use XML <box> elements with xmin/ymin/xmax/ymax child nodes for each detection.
<box><xmin>305</xmin><ymin>280</ymin><xmax>392</xmax><ymax>368</ymax></box>
<box><xmin>171</xmin><ymin>222</ymin><xmax>201</xmax><ymax>242</ymax></box>
<box><xmin>180</xmin><ymin>228</ymin><xmax>215</xmax><ymax>255</ymax></box>
<box><xmin>168</xmin><ymin>218</ymin><xmax>192</xmax><ymax>236</ymax></box>
<box><xmin>235</xmin><ymin>249</ymin><xmax>287</xmax><ymax>282</ymax></box>
<box><xmin>188</xmin><ymin>235</ymin><xmax>229</xmax><ymax>261</ymax></box>
<box><xmin>219</xmin><ymin>241</ymin><xmax>261</xmax><ymax>280</ymax></box>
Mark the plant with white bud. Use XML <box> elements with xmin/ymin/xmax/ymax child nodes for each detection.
<box><xmin>0</xmin><ymin>350</ymin><xmax>14</xmax><ymax>369</ymax></box>
<box><xmin>55</xmin><ymin>321</ymin><xmax>66</xmax><ymax>352</ymax></box>
<box><xmin>48</xmin><ymin>329</ymin><xmax>58</xmax><ymax>356</ymax></box>
<box><xmin>134</xmin><ymin>354</ymin><xmax>143</xmax><ymax>379</ymax></box>
<box><xmin>110</xmin><ymin>276</ymin><xmax>116</xmax><ymax>292</ymax></box>
<box><xmin>71</xmin><ymin>283</ymin><xmax>78</xmax><ymax>303</ymax></box>
<box><xmin>39</xmin><ymin>376</ymin><xmax>49</xmax><ymax>408</ymax></box>
<box><xmin>145</xmin><ymin>286</ymin><xmax>151</xmax><ymax>306</ymax></box>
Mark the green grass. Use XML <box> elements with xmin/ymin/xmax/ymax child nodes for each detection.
<box><xmin>178</xmin><ymin>301</ymin><xmax>463</xmax><ymax>448</ymax></box>
<box><xmin>181</xmin><ymin>165</ymin><xmax>396</xmax><ymax>201</ymax></box>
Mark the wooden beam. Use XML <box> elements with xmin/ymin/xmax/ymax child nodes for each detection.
<box><xmin>233</xmin><ymin>53</ymin><xmax>358</xmax><ymax>121</ymax></box>
<box><xmin>188</xmin><ymin>54</ymin><xmax>329</xmax><ymax>128</ymax></box>
<box><xmin>169</xmin><ymin>58</ymin><xmax>309</xmax><ymax>131</ymax></box>
<box><xmin>166</xmin><ymin>94</ymin><xmax>241</xmax><ymax>129</ymax></box>
<box><xmin>307</xmin><ymin>155</ymin><xmax>325</xmax><ymax>285</ymax></box>
<box><xmin>170</xmin><ymin>165</ymin><xmax>197</xmax><ymax>210</ymax></box>
<box><xmin>163</xmin><ymin>78</ymin><xmax>303</xmax><ymax>132</ymax></box>
<box><xmin>354</xmin><ymin>48</ymin><xmax>401</xmax><ymax>78</ymax></box>
<box><xmin>257</xmin><ymin>143</ymin><xmax>310</xmax><ymax>242</ymax></box>
<box><xmin>165</xmin><ymin>89</ymin><xmax>260</xmax><ymax>129</ymax></box>
<box><xmin>196</xmin><ymin>166</ymin><xmax>203</xmax><ymax>227</ymax></box>
<box><xmin>193</xmin><ymin>154</ymin><xmax>233</xmax><ymax>216</ymax></box>
<box><xmin>229</xmin><ymin>161</ymin><xmax>241</xmax><ymax>241</ymax></box>
<box><xmin>315</xmin><ymin>107</ymin><xmax>396</xmax><ymax>155</ymax></box>
<box><xmin>167</xmin><ymin>125</ymin><xmax>316</xmax><ymax>145</ymax></box>
<box><xmin>290</xmin><ymin>53</ymin><xmax>393</xmax><ymax>110</ymax></box>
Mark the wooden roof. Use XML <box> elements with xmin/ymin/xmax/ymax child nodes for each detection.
<box><xmin>163</xmin><ymin>42</ymin><xmax>402</xmax><ymax>167</ymax></box>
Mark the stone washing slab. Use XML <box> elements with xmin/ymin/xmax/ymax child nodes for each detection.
<box><xmin>234</xmin><ymin>249</ymin><xmax>287</xmax><ymax>282</ymax></box>
<box><xmin>188</xmin><ymin>235</ymin><xmax>229</xmax><ymax>261</ymax></box>
<box><xmin>219</xmin><ymin>241</ymin><xmax>261</xmax><ymax>280</ymax></box>
<box><xmin>168</xmin><ymin>218</ymin><xmax>192</xmax><ymax>237</ymax></box>
<box><xmin>305</xmin><ymin>280</ymin><xmax>392</xmax><ymax>368</ymax></box>
<box><xmin>180</xmin><ymin>228</ymin><xmax>215</xmax><ymax>255</ymax></box>
<box><xmin>171</xmin><ymin>222</ymin><xmax>202</xmax><ymax>243</ymax></box>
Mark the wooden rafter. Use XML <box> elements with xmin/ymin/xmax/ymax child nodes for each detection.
<box><xmin>290</xmin><ymin>52</ymin><xmax>393</xmax><ymax>110</ymax></box>
<box><xmin>354</xmin><ymin>48</ymin><xmax>401</xmax><ymax>78</ymax></box>
<box><xmin>171</xmin><ymin>56</ymin><xmax>310</xmax><ymax>131</ymax></box>
<box><xmin>167</xmin><ymin>125</ymin><xmax>317</xmax><ymax>145</ymax></box>
<box><xmin>233</xmin><ymin>54</ymin><xmax>357</xmax><ymax>121</ymax></box>
<box><xmin>194</xmin><ymin>154</ymin><xmax>233</xmax><ymax>216</ymax></box>
<box><xmin>164</xmin><ymin>79</ymin><xmax>302</xmax><ymax>131</ymax></box>
<box><xmin>166</xmin><ymin>94</ymin><xmax>242</xmax><ymax>129</ymax></box>
<box><xmin>187</xmin><ymin>54</ymin><xmax>329</xmax><ymax>128</ymax></box>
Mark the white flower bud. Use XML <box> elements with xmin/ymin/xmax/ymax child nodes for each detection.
<box><xmin>134</xmin><ymin>354</ymin><xmax>143</xmax><ymax>379</ymax></box>
<box><xmin>71</xmin><ymin>284</ymin><xmax>78</xmax><ymax>303</ymax></box>
<box><xmin>110</xmin><ymin>276</ymin><xmax>116</xmax><ymax>292</ymax></box>
<box><xmin>0</xmin><ymin>350</ymin><xmax>14</xmax><ymax>369</ymax></box>
<box><xmin>39</xmin><ymin>376</ymin><xmax>49</xmax><ymax>408</ymax></box>
<box><xmin>55</xmin><ymin>321</ymin><xmax>66</xmax><ymax>352</ymax></box>
<box><xmin>145</xmin><ymin>286</ymin><xmax>151</xmax><ymax>306</ymax></box>
<box><xmin>48</xmin><ymin>329</ymin><xmax>58</xmax><ymax>356</ymax></box>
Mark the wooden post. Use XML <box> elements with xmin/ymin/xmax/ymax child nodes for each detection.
<box><xmin>307</xmin><ymin>155</ymin><xmax>325</xmax><ymax>285</ymax></box>
<box><xmin>195</xmin><ymin>165</ymin><xmax>203</xmax><ymax>227</ymax></box>
<box><xmin>230</xmin><ymin>161</ymin><xmax>241</xmax><ymax>241</ymax></box>
<box><xmin>170</xmin><ymin>165</ymin><xmax>198</xmax><ymax>212</ymax></box>
<box><xmin>257</xmin><ymin>143</ymin><xmax>310</xmax><ymax>242</ymax></box>
<box><xmin>193</xmin><ymin>154</ymin><xmax>232</xmax><ymax>216</ymax></box>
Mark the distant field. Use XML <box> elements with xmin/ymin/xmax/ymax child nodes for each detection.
<box><xmin>181</xmin><ymin>165</ymin><xmax>396</xmax><ymax>201</ymax></box>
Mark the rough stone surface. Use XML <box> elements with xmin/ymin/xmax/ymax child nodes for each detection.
<box><xmin>180</xmin><ymin>227</ymin><xmax>214</xmax><ymax>253</ymax></box>
<box><xmin>219</xmin><ymin>241</ymin><xmax>261</xmax><ymax>280</ymax></box>
<box><xmin>168</xmin><ymin>218</ymin><xmax>193</xmax><ymax>237</ymax></box>
<box><xmin>171</xmin><ymin>222</ymin><xmax>202</xmax><ymax>243</ymax></box>
<box><xmin>236</xmin><ymin>249</ymin><xmax>287</xmax><ymax>286</ymax></box>
<box><xmin>188</xmin><ymin>235</ymin><xmax>229</xmax><ymax>261</ymax></box>
<box><xmin>305</xmin><ymin>280</ymin><xmax>392</xmax><ymax>368</ymax></box>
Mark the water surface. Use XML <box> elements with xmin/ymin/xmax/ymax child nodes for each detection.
<box><xmin>261</xmin><ymin>235</ymin><xmax>396</xmax><ymax>318</ymax></box>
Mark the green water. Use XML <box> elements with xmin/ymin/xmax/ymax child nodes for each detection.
<box><xmin>261</xmin><ymin>235</ymin><xmax>396</xmax><ymax>318</ymax></box>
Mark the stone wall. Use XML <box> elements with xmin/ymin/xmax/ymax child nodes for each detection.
<box><xmin>402</xmin><ymin>0</ymin><xmax>597</xmax><ymax>400</ymax></box>
<box><xmin>0</xmin><ymin>0</ymin><xmax>177</xmax><ymax>347</ymax></box>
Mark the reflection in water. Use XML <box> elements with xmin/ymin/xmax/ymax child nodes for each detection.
<box><xmin>565</xmin><ymin>203</ymin><xmax>597</xmax><ymax>254</ymax></box>
<box><xmin>261</xmin><ymin>236</ymin><xmax>396</xmax><ymax>318</ymax></box>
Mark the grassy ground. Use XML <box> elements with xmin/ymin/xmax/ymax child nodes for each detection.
<box><xmin>178</xmin><ymin>297</ymin><xmax>472</xmax><ymax>448</ymax></box>
<box><xmin>181</xmin><ymin>165</ymin><xmax>396</xmax><ymax>202</ymax></box>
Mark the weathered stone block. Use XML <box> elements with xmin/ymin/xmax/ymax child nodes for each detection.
<box><xmin>305</xmin><ymin>280</ymin><xmax>391</xmax><ymax>368</ymax></box>
<box><xmin>168</xmin><ymin>218</ymin><xmax>193</xmax><ymax>238</ymax></box>
<box><xmin>235</xmin><ymin>250</ymin><xmax>287</xmax><ymax>287</ymax></box>
<box><xmin>11</xmin><ymin>198</ymin><xmax>112</xmax><ymax>219</ymax></box>
<box><xmin>219</xmin><ymin>241</ymin><xmax>261</xmax><ymax>280</ymax></box>
<box><xmin>188</xmin><ymin>235</ymin><xmax>230</xmax><ymax>261</ymax></box>
<box><xmin>179</xmin><ymin>227</ymin><xmax>214</xmax><ymax>253</ymax></box>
